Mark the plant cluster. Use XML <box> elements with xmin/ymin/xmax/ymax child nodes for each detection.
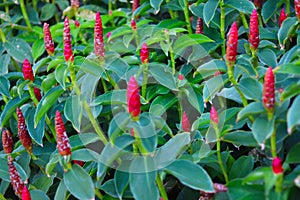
<box><xmin>1</xmin><ymin>0</ymin><xmax>300</xmax><ymax>199</ymax></box>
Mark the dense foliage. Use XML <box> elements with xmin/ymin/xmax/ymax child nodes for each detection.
<box><xmin>1</xmin><ymin>0</ymin><xmax>300</xmax><ymax>199</ymax></box>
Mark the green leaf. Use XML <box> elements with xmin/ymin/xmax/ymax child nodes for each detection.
<box><xmin>55</xmin><ymin>64</ymin><xmax>68</xmax><ymax>90</ymax></box>
<box><xmin>237</xmin><ymin>102</ymin><xmax>265</xmax><ymax>121</ymax></box>
<box><xmin>227</xmin><ymin>179</ymin><xmax>265</xmax><ymax>200</ymax></box>
<box><xmin>252</xmin><ymin>115</ymin><xmax>275</xmax><ymax>145</ymax></box>
<box><xmin>34</xmin><ymin>86</ymin><xmax>64</xmax><ymax>127</ymax></box>
<box><xmin>262</xmin><ymin>0</ymin><xmax>280</xmax><ymax>23</ymax></box>
<box><xmin>276</xmin><ymin>63</ymin><xmax>300</xmax><ymax>75</ymax></box>
<box><xmin>32</xmin><ymin>39</ymin><xmax>45</xmax><ymax>62</ymax></box>
<box><xmin>40</xmin><ymin>3</ymin><xmax>56</xmax><ymax>21</ymax></box>
<box><xmin>0</xmin><ymin>157</ymin><xmax>10</xmax><ymax>181</ymax></box>
<box><xmin>148</xmin><ymin>63</ymin><xmax>177</xmax><ymax>90</ymax></box>
<box><xmin>238</xmin><ymin>77</ymin><xmax>263</xmax><ymax>101</ymax></box>
<box><xmin>229</xmin><ymin>156</ymin><xmax>254</xmax><ymax>180</ymax></box>
<box><xmin>54</xmin><ymin>181</ymin><xmax>67</xmax><ymax>200</ymax></box>
<box><xmin>64</xmin><ymin>96</ymin><xmax>82</xmax><ymax>132</ymax></box>
<box><xmin>286</xmin><ymin>143</ymin><xmax>300</xmax><ymax>164</ymax></box>
<box><xmin>32</xmin><ymin>174</ymin><xmax>54</xmax><ymax>192</ymax></box>
<box><xmin>280</xmin><ymin>82</ymin><xmax>300</xmax><ymax>102</ymax></box>
<box><xmin>108</xmin><ymin>112</ymin><xmax>131</xmax><ymax>141</ymax></box>
<box><xmin>149</xmin><ymin>94</ymin><xmax>177</xmax><ymax>116</ymax></box>
<box><xmin>71</xmin><ymin>149</ymin><xmax>99</xmax><ymax>162</ymax></box>
<box><xmin>196</xmin><ymin>59</ymin><xmax>227</xmax><ymax>75</ymax></box>
<box><xmin>257</xmin><ymin>48</ymin><xmax>277</xmax><ymax>68</ymax></box>
<box><xmin>80</xmin><ymin>58</ymin><xmax>104</xmax><ymax>77</ymax></box>
<box><xmin>4</xmin><ymin>38</ymin><xmax>33</xmax><ymax>63</ymax></box>
<box><xmin>0</xmin><ymin>94</ymin><xmax>30</xmax><ymax>127</ymax></box>
<box><xmin>203</xmin><ymin>0</ymin><xmax>219</xmax><ymax>26</ymax></box>
<box><xmin>173</xmin><ymin>34</ymin><xmax>214</xmax><ymax>53</ymax></box>
<box><xmin>106</xmin><ymin>57</ymin><xmax>129</xmax><ymax>78</ymax></box>
<box><xmin>109</xmin><ymin>26</ymin><xmax>132</xmax><ymax>41</ymax></box>
<box><xmin>64</xmin><ymin>165</ymin><xmax>95</xmax><ymax>199</ymax></box>
<box><xmin>150</xmin><ymin>0</ymin><xmax>163</xmax><ymax>13</ymax></box>
<box><xmin>93</xmin><ymin>90</ymin><xmax>126</xmax><ymax>106</ymax></box>
<box><xmin>225</xmin><ymin>0</ymin><xmax>255</xmax><ymax>14</ymax></box>
<box><xmin>287</xmin><ymin>95</ymin><xmax>300</xmax><ymax>134</ymax></box>
<box><xmin>69</xmin><ymin>132</ymin><xmax>100</xmax><ymax>148</ymax></box>
<box><xmin>115</xmin><ymin>170</ymin><xmax>129</xmax><ymax>199</ymax></box>
<box><xmin>182</xmin><ymin>86</ymin><xmax>204</xmax><ymax>113</ymax></box>
<box><xmin>223</xmin><ymin>131</ymin><xmax>257</xmax><ymax>147</ymax></box>
<box><xmin>45</xmin><ymin>154</ymin><xmax>59</xmax><ymax>176</ymax></box>
<box><xmin>0</xmin><ymin>54</ymin><xmax>10</xmax><ymax>75</ymax></box>
<box><xmin>155</xmin><ymin>133</ymin><xmax>190</xmax><ymax>168</ymax></box>
<box><xmin>130</xmin><ymin>156</ymin><xmax>159</xmax><ymax>200</ymax></box>
<box><xmin>164</xmin><ymin>159</ymin><xmax>214</xmax><ymax>192</ymax></box>
<box><xmin>30</xmin><ymin>190</ymin><xmax>50</xmax><ymax>200</ymax></box>
<box><xmin>203</xmin><ymin>74</ymin><xmax>229</xmax><ymax>102</ymax></box>
<box><xmin>0</xmin><ymin>76</ymin><xmax>10</xmax><ymax>97</ymax></box>
<box><xmin>278</xmin><ymin>17</ymin><xmax>298</xmax><ymax>46</ymax></box>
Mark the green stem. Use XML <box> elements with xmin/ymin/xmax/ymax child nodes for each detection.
<box><xmin>220</xmin><ymin>0</ymin><xmax>226</xmax><ymax>57</ymax></box>
<box><xmin>19</xmin><ymin>0</ymin><xmax>32</xmax><ymax>30</ymax></box>
<box><xmin>32</xmin><ymin>0</ymin><xmax>37</xmax><ymax>11</ymax></box>
<box><xmin>11</xmin><ymin>23</ymin><xmax>32</xmax><ymax>32</ymax></box>
<box><xmin>217</xmin><ymin>137</ymin><xmax>229</xmax><ymax>183</ymax></box>
<box><xmin>105</xmin><ymin>71</ymin><xmax>119</xmax><ymax>89</ymax></box>
<box><xmin>0</xmin><ymin>28</ymin><xmax>6</xmax><ymax>43</ymax></box>
<box><xmin>183</xmin><ymin>0</ymin><xmax>192</xmax><ymax>34</ymax></box>
<box><xmin>3</xmin><ymin>0</ymin><xmax>8</xmax><ymax>13</ymax></box>
<box><xmin>95</xmin><ymin>189</ymin><xmax>104</xmax><ymax>200</ymax></box>
<box><xmin>271</xmin><ymin>126</ymin><xmax>277</xmax><ymax>158</ymax></box>
<box><xmin>286</xmin><ymin>0</ymin><xmax>290</xmax><ymax>15</ymax></box>
<box><xmin>165</xmin><ymin>31</ymin><xmax>176</xmax><ymax>74</ymax></box>
<box><xmin>142</xmin><ymin>63</ymin><xmax>149</xmax><ymax>98</ymax></box>
<box><xmin>240</xmin><ymin>12</ymin><xmax>249</xmax><ymax>29</ymax></box>
<box><xmin>165</xmin><ymin>0</ymin><xmax>175</xmax><ymax>19</ymax></box>
<box><xmin>101</xmin><ymin>78</ymin><xmax>108</xmax><ymax>93</ymax></box>
<box><xmin>156</xmin><ymin>174</ymin><xmax>169</xmax><ymax>200</ymax></box>
<box><xmin>251</xmin><ymin>50</ymin><xmax>259</xmax><ymax>77</ymax></box>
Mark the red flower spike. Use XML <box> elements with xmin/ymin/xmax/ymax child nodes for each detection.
<box><xmin>75</xmin><ymin>20</ymin><xmax>80</xmax><ymax>28</ymax></box>
<box><xmin>17</xmin><ymin>108</ymin><xmax>32</xmax><ymax>154</ymax></box>
<box><xmin>196</xmin><ymin>18</ymin><xmax>203</xmax><ymax>34</ymax></box>
<box><xmin>55</xmin><ymin>111</ymin><xmax>72</xmax><ymax>157</ymax></box>
<box><xmin>94</xmin><ymin>12</ymin><xmax>105</xmax><ymax>59</ymax></box>
<box><xmin>226</xmin><ymin>22</ymin><xmax>238</xmax><ymax>68</ymax></box>
<box><xmin>22</xmin><ymin>185</ymin><xmax>31</xmax><ymax>200</ymax></box>
<box><xmin>210</xmin><ymin>106</ymin><xmax>219</xmax><ymax>124</ymax></box>
<box><xmin>34</xmin><ymin>87</ymin><xmax>42</xmax><ymax>102</ymax></box>
<box><xmin>7</xmin><ymin>155</ymin><xmax>24</xmax><ymax>197</ymax></box>
<box><xmin>262</xmin><ymin>67</ymin><xmax>275</xmax><ymax>113</ymax></box>
<box><xmin>249</xmin><ymin>9</ymin><xmax>259</xmax><ymax>50</ymax></box>
<box><xmin>253</xmin><ymin>0</ymin><xmax>262</xmax><ymax>8</ymax></box>
<box><xmin>71</xmin><ymin>0</ymin><xmax>80</xmax><ymax>9</ymax></box>
<box><xmin>181</xmin><ymin>111</ymin><xmax>191</xmax><ymax>132</ymax></box>
<box><xmin>295</xmin><ymin>0</ymin><xmax>300</xmax><ymax>20</ymax></box>
<box><xmin>279</xmin><ymin>8</ymin><xmax>287</xmax><ymax>27</ymax></box>
<box><xmin>43</xmin><ymin>23</ymin><xmax>55</xmax><ymax>56</ymax></box>
<box><xmin>132</xmin><ymin>0</ymin><xmax>140</xmax><ymax>13</ymax></box>
<box><xmin>63</xmin><ymin>17</ymin><xmax>74</xmax><ymax>62</ymax></box>
<box><xmin>22</xmin><ymin>59</ymin><xmax>34</xmax><ymax>82</ymax></box>
<box><xmin>131</xmin><ymin>19</ymin><xmax>137</xmax><ymax>31</ymax></box>
<box><xmin>126</xmin><ymin>76</ymin><xmax>141</xmax><ymax>120</ymax></box>
<box><xmin>2</xmin><ymin>128</ymin><xmax>13</xmax><ymax>154</ymax></box>
<box><xmin>140</xmin><ymin>43</ymin><xmax>149</xmax><ymax>64</ymax></box>
<box><xmin>272</xmin><ymin>157</ymin><xmax>283</xmax><ymax>174</ymax></box>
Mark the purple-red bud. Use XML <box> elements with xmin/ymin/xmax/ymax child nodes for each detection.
<box><xmin>43</xmin><ymin>23</ymin><xmax>55</xmax><ymax>56</ymax></box>
<box><xmin>131</xmin><ymin>19</ymin><xmax>137</xmax><ymax>31</ymax></box>
<box><xmin>94</xmin><ymin>12</ymin><xmax>105</xmax><ymax>59</ymax></box>
<box><xmin>295</xmin><ymin>0</ymin><xmax>300</xmax><ymax>20</ymax></box>
<box><xmin>34</xmin><ymin>87</ymin><xmax>42</xmax><ymax>102</ymax></box>
<box><xmin>127</xmin><ymin>76</ymin><xmax>141</xmax><ymax>120</ymax></box>
<box><xmin>55</xmin><ymin>111</ymin><xmax>72</xmax><ymax>157</ymax></box>
<box><xmin>75</xmin><ymin>20</ymin><xmax>80</xmax><ymax>28</ymax></box>
<box><xmin>210</xmin><ymin>106</ymin><xmax>219</xmax><ymax>124</ymax></box>
<box><xmin>249</xmin><ymin>9</ymin><xmax>260</xmax><ymax>50</ymax></box>
<box><xmin>17</xmin><ymin>108</ymin><xmax>32</xmax><ymax>154</ymax></box>
<box><xmin>132</xmin><ymin>0</ymin><xmax>140</xmax><ymax>13</ymax></box>
<box><xmin>63</xmin><ymin>17</ymin><xmax>74</xmax><ymax>62</ymax></box>
<box><xmin>252</xmin><ymin>0</ymin><xmax>262</xmax><ymax>8</ymax></box>
<box><xmin>181</xmin><ymin>111</ymin><xmax>191</xmax><ymax>132</ymax></box>
<box><xmin>7</xmin><ymin>155</ymin><xmax>24</xmax><ymax>197</ymax></box>
<box><xmin>22</xmin><ymin>185</ymin><xmax>31</xmax><ymax>200</ymax></box>
<box><xmin>262</xmin><ymin>67</ymin><xmax>275</xmax><ymax>113</ymax></box>
<box><xmin>196</xmin><ymin>18</ymin><xmax>203</xmax><ymax>34</ymax></box>
<box><xmin>22</xmin><ymin>59</ymin><xmax>34</xmax><ymax>82</ymax></box>
<box><xmin>279</xmin><ymin>8</ymin><xmax>287</xmax><ymax>27</ymax></box>
<box><xmin>272</xmin><ymin>157</ymin><xmax>283</xmax><ymax>174</ymax></box>
<box><xmin>226</xmin><ymin>22</ymin><xmax>238</xmax><ymax>68</ymax></box>
<box><xmin>140</xmin><ymin>43</ymin><xmax>149</xmax><ymax>64</ymax></box>
<box><xmin>2</xmin><ymin>128</ymin><xmax>13</xmax><ymax>154</ymax></box>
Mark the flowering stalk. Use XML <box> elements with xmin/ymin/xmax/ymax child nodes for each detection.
<box><xmin>94</xmin><ymin>12</ymin><xmax>105</xmax><ymax>62</ymax></box>
<box><xmin>7</xmin><ymin>155</ymin><xmax>24</xmax><ymax>197</ymax></box>
<box><xmin>132</xmin><ymin>0</ymin><xmax>140</xmax><ymax>14</ymax></box>
<box><xmin>181</xmin><ymin>111</ymin><xmax>191</xmax><ymax>132</ymax></box>
<box><xmin>17</xmin><ymin>108</ymin><xmax>34</xmax><ymax>156</ymax></box>
<box><xmin>64</xmin><ymin>17</ymin><xmax>74</xmax><ymax>63</ymax></box>
<box><xmin>226</xmin><ymin>22</ymin><xmax>238</xmax><ymax>72</ymax></box>
<box><xmin>295</xmin><ymin>0</ymin><xmax>300</xmax><ymax>20</ymax></box>
<box><xmin>2</xmin><ymin>128</ymin><xmax>13</xmax><ymax>154</ymax></box>
<box><xmin>249</xmin><ymin>9</ymin><xmax>260</xmax><ymax>71</ymax></box>
<box><xmin>141</xmin><ymin>43</ymin><xmax>149</xmax><ymax>98</ymax></box>
<box><xmin>272</xmin><ymin>157</ymin><xmax>283</xmax><ymax>193</ymax></box>
<box><xmin>279</xmin><ymin>8</ymin><xmax>287</xmax><ymax>27</ymax></box>
<box><xmin>127</xmin><ymin>76</ymin><xmax>141</xmax><ymax>121</ymax></box>
<box><xmin>43</xmin><ymin>23</ymin><xmax>55</xmax><ymax>56</ymax></box>
<box><xmin>19</xmin><ymin>0</ymin><xmax>32</xmax><ymax>30</ymax></box>
<box><xmin>220</xmin><ymin>0</ymin><xmax>226</xmax><ymax>56</ymax></box>
<box><xmin>196</xmin><ymin>18</ymin><xmax>203</xmax><ymax>34</ymax></box>
<box><xmin>22</xmin><ymin>185</ymin><xmax>31</xmax><ymax>200</ymax></box>
<box><xmin>263</xmin><ymin>67</ymin><xmax>275</xmax><ymax>119</ymax></box>
<box><xmin>183</xmin><ymin>0</ymin><xmax>192</xmax><ymax>34</ymax></box>
<box><xmin>22</xmin><ymin>59</ymin><xmax>34</xmax><ymax>82</ymax></box>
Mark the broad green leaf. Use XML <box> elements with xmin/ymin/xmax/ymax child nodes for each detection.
<box><xmin>40</xmin><ymin>3</ymin><xmax>56</xmax><ymax>21</ymax></box>
<box><xmin>257</xmin><ymin>48</ymin><xmax>277</xmax><ymax>68</ymax></box>
<box><xmin>55</xmin><ymin>64</ymin><xmax>68</xmax><ymax>90</ymax></box>
<box><xmin>189</xmin><ymin>3</ymin><xmax>204</xmax><ymax>18</ymax></box>
<box><xmin>196</xmin><ymin>59</ymin><xmax>227</xmax><ymax>75</ymax></box>
<box><xmin>0</xmin><ymin>11</ymin><xmax>11</xmax><ymax>22</ymax></box>
<box><xmin>238</xmin><ymin>77</ymin><xmax>262</xmax><ymax>101</ymax></box>
<box><xmin>64</xmin><ymin>165</ymin><xmax>95</xmax><ymax>199</ymax></box>
<box><xmin>229</xmin><ymin>156</ymin><xmax>254</xmax><ymax>180</ymax></box>
<box><xmin>115</xmin><ymin>170</ymin><xmax>129</xmax><ymax>199</ymax></box>
<box><xmin>64</xmin><ymin>96</ymin><xmax>82</xmax><ymax>132</ymax></box>
<box><xmin>203</xmin><ymin>0</ymin><xmax>219</xmax><ymax>26</ymax></box>
<box><xmin>33</xmin><ymin>57</ymin><xmax>52</xmax><ymax>74</ymax></box>
<box><xmin>0</xmin><ymin>76</ymin><xmax>10</xmax><ymax>97</ymax></box>
<box><xmin>69</xmin><ymin>132</ymin><xmax>100</xmax><ymax>148</ymax></box>
<box><xmin>45</xmin><ymin>154</ymin><xmax>59</xmax><ymax>176</ymax></box>
<box><xmin>262</xmin><ymin>0</ymin><xmax>280</xmax><ymax>23</ymax></box>
<box><xmin>0</xmin><ymin>54</ymin><xmax>10</xmax><ymax>75</ymax></box>
<box><xmin>276</xmin><ymin>63</ymin><xmax>300</xmax><ymax>75</ymax></box>
<box><xmin>150</xmin><ymin>0</ymin><xmax>163</xmax><ymax>13</ymax></box>
<box><xmin>32</xmin><ymin>39</ymin><xmax>45</xmax><ymax>62</ymax></box>
<box><xmin>278</xmin><ymin>17</ymin><xmax>298</xmax><ymax>46</ymax></box>
<box><xmin>4</xmin><ymin>38</ymin><xmax>32</xmax><ymax>63</ymax></box>
<box><xmin>0</xmin><ymin>157</ymin><xmax>10</xmax><ymax>181</ymax></box>
<box><xmin>173</xmin><ymin>34</ymin><xmax>214</xmax><ymax>53</ymax></box>
<box><xmin>287</xmin><ymin>95</ymin><xmax>300</xmax><ymax>134</ymax></box>
<box><xmin>30</xmin><ymin>190</ymin><xmax>50</xmax><ymax>200</ymax></box>
<box><xmin>0</xmin><ymin>94</ymin><xmax>30</xmax><ymax>127</ymax></box>
<box><xmin>223</xmin><ymin>131</ymin><xmax>257</xmax><ymax>147</ymax></box>
<box><xmin>203</xmin><ymin>74</ymin><xmax>229</xmax><ymax>102</ymax></box>
<box><xmin>182</xmin><ymin>86</ymin><xmax>204</xmax><ymax>113</ymax></box>
<box><xmin>109</xmin><ymin>26</ymin><xmax>132</xmax><ymax>41</ymax></box>
<box><xmin>225</xmin><ymin>0</ymin><xmax>255</xmax><ymax>14</ymax></box>
<box><xmin>148</xmin><ymin>63</ymin><xmax>177</xmax><ymax>90</ymax></box>
<box><xmin>108</xmin><ymin>112</ymin><xmax>131</xmax><ymax>141</ymax></box>
<box><xmin>252</xmin><ymin>115</ymin><xmax>275</xmax><ymax>145</ymax></box>
<box><xmin>237</xmin><ymin>102</ymin><xmax>265</xmax><ymax>121</ymax></box>
<box><xmin>80</xmin><ymin>58</ymin><xmax>104</xmax><ymax>77</ymax></box>
<box><xmin>149</xmin><ymin>94</ymin><xmax>177</xmax><ymax>116</ymax></box>
<box><xmin>218</xmin><ymin>87</ymin><xmax>242</xmax><ymax>104</ymax></box>
<box><xmin>278</xmin><ymin>45</ymin><xmax>300</xmax><ymax>65</ymax></box>
<box><xmin>106</xmin><ymin>57</ymin><xmax>129</xmax><ymax>78</ymax></box>
<box><xmin>164</xmin><ymin>159</ymin><xmax>214</xmax><ymax>192</ymax></box>
<box><xmin>227</xmin><ymin>179</ymin><xmax>265</xmax><ymax>200</ymax></box>
<box><xmin>32</xmin><ymin>174</ymin><xmax>54</xmax><ymax>192</ymax></box>
<box><xmin>54</xmin><ymin>181</ymin><xmax>67</xmax><ymax>200</ymax></box>
<box><xmin>71</xmin><ymin>149</ymin><xmax>99</xmax><ymax>162</ymax></box>
<box><xmin>286</xmin><ymin>143</ymin><xmax>300</xmax><ymax>164</ymax></box>
<box><xmin>24</xmin><ymin>107</ymin><xmax>45</xmax><ymax>146</ymax></box>
<box><xmin>280</xmin><ymin>82</ymin><xmax>300</xmax><ymax>102</ymax></box>
<box><xmin>93</xmin><ymin>89</ymin><xmax>126</xmax><ymax>106</ymax></box>
<box><xmin>155</xmin><ymin>133</ymin><xmax>190</xmax><ymax>168</ymax></box>
<box><xmin>34</xmin><ymin>86</ymin><xmax>64</xmax><ymax>127</ymax></box>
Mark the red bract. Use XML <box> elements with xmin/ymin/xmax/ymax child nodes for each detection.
<box><xmin>263</xmin><ymin>67</ymin><xmax>275</xmax><ymax>112</ymax></box>
<box><xmin>226</xmin><ymin>22</ymin><xmax>238</xmax><ymax>68</ymax></box>
<box><xmin>210</xmin><ymin>106</ymin><xmax>219</xmax><ymax>124</ymax></box>
<box><xmin>295</xmin><ymin>0</ymin><xmax>300</xmax><ymax>20</ymax></box>
<box><xmin>127</xmin><ymin>76</ymin><xmax>141</xmax><ymax>120</ymax></box>
<box><xmin>2</xmin><ymin>128</ymin><xmax>13</xmax><ymax>154</ymax></box>
<box><xmin>22</xmin><ymin>185</ymin><xmax>31</xmax><ymax>200</ymax></box>
<box><xmin>22</xmin><ymin>59</ymin><xmax>34</xmax><ymax>82</ymax></box>
<box><xmin>43</xmin><ymin>23</ymin><xmax>55</xmax><ymax>56</ymax></box>
<box><xmin>181</xmin><ymin>111</ymin><xmax>191</xmax><ymax>132</ymax></box>
<box><xmin>75</xmin><ymin>20</ymin><xmax>80</xmax><ymax>28</ymax></box>
<box><xmin>71</xmin><ymin>0</ymin><xmax>80</xmax><ymax>9</ymax></box>
<box><xmin>249</xmin><ymin>9</ymin><xmax>259</xmax><ymax>50</ymax></box>
<box><xmin>140</xmin><ymin>43</ymin><xmax>149</xmax><ymax>64</ymax></box>
<box><xmin>279</xmin><ymin>8</ymin><xmax>287</xmax><ymax>27</ymax></box>
<box><xmin>7</xmin><ymin>155</ymin><xmax>24</xmax><ymax>197</ymax></box>
<box><xmin>63</xmin><ymin>17</ymin><xmax>74</xmax><ymax>62</ymax></box>
<box><xmin>196</xmin><ymin>18</ymin><xmax>203</xmax><ymax>34</ymax></box>
<box><xmin>94</xmin><ymin>12</ymin><xmax>105</xmax><ymax>59</ymax></box>
<box><xmin>34</xmin><ymin>87</ymin><xmax>42</xmax><ymax>102</ymax></box>
<box><xmin>253</xmin><ymin>0</ymin><xmax>262</xmax><ymax>8</ymax></box>
<box><xmin>55</xmin><ymin>111</ymin><xmax>72</xmax><ymax>156</ymax></box>
<box><xmin>17</xmin><ymin>108</ymin><xmax>32</xmax><ymax>154</ymax></box>
<box><xmin>132</xmin><ymin>0</ymin><xmax>140</xmax><ymax>13</ymax></box>
<box><xmin>131</xmin><ymin>19</ymin><xmax>137</xmax><ymax>31</ymax></box>
<box><xmin>272</xmin><ymin>157</ymin><xmax>283</xmax><ymax>174</ymax></box>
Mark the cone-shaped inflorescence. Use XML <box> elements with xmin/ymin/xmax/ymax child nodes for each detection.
<box><xmin>2</xmin><ymin>128</ymin><xmax>13</xmax><ymax>154</ymax></box>
<box><xmin>63</xmin><ymin>17</ymin><xmax>74</xmax><ymax>62</ymax></box>
<box><xmin>34</xmin><ymin>87</ymin><xmax>42</xmax><ymax>102</ymax></box>
<box><xmin>132</xmin><ymin>0</ymin><xmax>140</xmax><ymax>13</ymax></box>
<box><xmin>17</xmin><ymin>108</ymin><xmax>32</xmax><ymax>154</ymax></box>
<box><xmin>22</xmin><ymin>59</ymin><xmax>34</xmax><ymax>82</ymax></box>
<box><xmin>55</xmin><ymin>111</ymin><xmax>71</xmax><ymax>157</ymax></box>
<box><xmin>22</xmin><ymin>185</ymin><xmax>31</xmax><ymax>200</ymax></box>
<box><xmin>196</xmin><ymin>18</ymin><xmax>203</xmax><ymax>34</ymax></box>
<box><xmin>279</xmin><ymin>8</ymin><xmax>287</xmax><ymax>27</ymax></box>
<box><xmin>272</xmin><ymin>157</ymin><xmax>283</xmax><ymax>174</ymax></box>
<box><xmin>181</xmin><ymin>111</ymin><xmax>191</xmax><ymax>132</ymax></box>
<box><xmin>43</xmin><ymin>23</ymin><xmax>55</xmax><ymax>56</ymax></box>
<box><xmin>249</xmin><ymin>9</ymin><xmax>259</xmax><ymax>51</ymax></box>
<box><xmin>226</xmin><ymin>22</ymin><xmax>238</xmax><ymax>68</ymax></box>
<box><xmin>140</xmin><ymin>43</ymin><xmax>149</xmax><ymax>64</ymax></box>
<box><xmin>131</xmin><ymin>19</ymin><xmax>137</xmax><ymax>31</ymax></box>
<box><xmin>7</xmin><ymin>155</ymin><xmax>24</xmax><ymax>197</ymax></box>
<box><xmin>295</xmin><ymin>0</ymin><xmax>300</xmax><ymax>20</ymax></box>
<box><xmin>127</xmin><ymin>76</ymin><xmax>141</xmax><ymax>120</ymax></box>
<box><xmin>75</xmin><ymin>20</ymin><xmax>80</xmax><ymax>28</ymax></box>
<box><xmin>262</xmin><ymin>67</ymin><xmax>275</xmax><ymax>114</ymax></box>
<box><xmin>94</xmin><ymin>12</ymin><xmax>105</xmax><ymax>60</ymax></box>
<box><xmin>210</xmin><ymin>106</ymin><xmax>219</xmax><ymax>124</ymax></box>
